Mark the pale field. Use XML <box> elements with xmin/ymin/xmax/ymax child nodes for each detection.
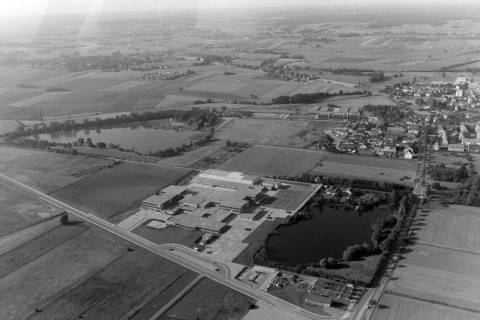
<box><xmin>387</xmin><ymin>245</ymin><xmax>480</xmax><ymax>312</ymax></box>
<box><xmin>0</xmin><ymin>146</ymin><xmax>113</xmax><ymax>192</ymax></box>
<box><xmin>375</xmin><ymin>204</ymin><xmax>480</xmax><ymax>319</ymax></box>
<box><xmin>214</xmin><ymin>119</ymin><xmax>336</xmax><ymax>147</ymax></box>
<box><xmin>373</xmin><ymin>294</ymin><xmax>480</xmax><ymax>320</ymax></box>
<box><xmin>415</xmin><ymin>205</ymin><xmax>480</xmax><ymax>252</ymax></box>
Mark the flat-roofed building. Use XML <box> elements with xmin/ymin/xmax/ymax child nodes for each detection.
<box><xmin>195</xmin><ymin>169</ymin><xmax>260</xmax><ymax>188</ymax></box>
<box><xmin>141</xmin><ymin>185</ymin><xmax>187</xmax><ymax>214</ymax></box>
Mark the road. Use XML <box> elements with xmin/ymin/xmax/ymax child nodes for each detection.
<box><xmin>0</xmin><ymin>172</ymin><xmax>333</xmax><ymax>320</ymax></box>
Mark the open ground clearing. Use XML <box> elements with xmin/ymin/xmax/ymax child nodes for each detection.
<box><xmin>159</xmin><ymin>278</ymin><xmax>254</xmax><ymax>320</ymax></box>
<box><xmin>0</xmin><ymin>180</ymin><xmax>61</xmax><ymax>236</ymax></box>
<box><xmin>0</xmin><ymin>146</ymin><xmax>113</xmax><ymax>192</ymax></box>
<box><xmin>53</xmin><ymin>162</ymin><xmax>191</xmax><ymax>219</ymax></box>
<box><xmin>215</xmin><ymin>119</ymin><xmax>339</xmax><ymax>147</ymax></box>
<box><xmin>373</xmin><ymin>204</ymin><xmax>480</xmax><ymax>319</ymax></box>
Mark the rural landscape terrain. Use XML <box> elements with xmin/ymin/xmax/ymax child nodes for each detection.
<box><xmin>1</xmin><ymin>1</ymin><xmax>480</xmax><ymax>320</ymax></box>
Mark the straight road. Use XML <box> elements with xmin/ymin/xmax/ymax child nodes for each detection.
<box><xmin>0</xmin><ymin>172</ymin><xmax>332</xmax><ymax>320</ymax></box>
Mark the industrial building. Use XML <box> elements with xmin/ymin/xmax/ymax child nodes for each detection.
<box><xmin>141</xmin><ymin>169</ymin><xmax>264</xmax><ymax>234</ymax></box>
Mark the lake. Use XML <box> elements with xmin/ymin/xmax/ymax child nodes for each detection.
<box><xmin>265</xmin><ymin>204</ymin><xmax>392</xmax><ymax>266</ymax></box>
<box><xmin>30</xmin><ymin>125</ymin><xmax>198</xmax><ymax>154</ymax></box>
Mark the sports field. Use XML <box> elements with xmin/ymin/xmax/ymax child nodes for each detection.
<box><xmin>53</xmin><ymin>162</ymin><xmax>191</xmax><ymax>219</ymax></box>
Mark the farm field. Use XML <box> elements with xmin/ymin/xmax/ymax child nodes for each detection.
<box><xmin>219</xmin><ymin>145</ymin><xmax>323</xmax><ymax>176</ymax></box>
<box><xmin>159</xmin><ymin>278</ymin><xmax>255</xmax><ymax>320</ymax></box>
<box><xmin>415</xmin><ymin>205</ymin><xmax>480</xmax><ymax>252</ymax></box>
<box><xmin>309</xmin><ymin>152</ymin><xmax>417</xmax><ymax>186</ymax></box>
<box><xmin>0</xmin><ymin>179</ymin><xmax>61</xmax><ymax>236</ymax></box>
<box><xmin>53</xmin><ymin>162</ymin><xmax>191</xmax><ymax>219</ymax></box>
<box><xmin>27</xmin><ymin>247</ymin><xmax>197</xmax><ymax>320</ymax></box>
<box><xmin>220</xmin><ymin>144</ymin><xmax>417</xmax><ymax>183</ymax></box>
<box><xmin>373</xmin><ymin>204</ymin><xmax>480</xmax><ymax>319</ymax></box>
<box><xmin>158</xmin><ymin>140</ymin><xmax>225</xmax><ymax>167</ymax></box>
<box><xmin>387</xmin><ymin>244</ymin><xmax>480</xmax><ymax>312</ymax></box>
<box><xmin>372</xmin><ymin>293</ymin><xmax>480</xmax><ymax>320</ymax></box>
<box><xmin>0</xmin><ymin>226</ymin><xmax>126</xmax><ymax>320</ymax></box>
<box><xmin>0</xmin><ymin>146</ymin><xmax>113</xmax><ymax>192</ymax></box>
<box><xmin>215</xmin><ymin>119</ymin><xmax>337</xmax><ymax>148</ymax></box>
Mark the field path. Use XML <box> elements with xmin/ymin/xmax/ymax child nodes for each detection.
<box><xmin>148</xmin><ymin>275</ymin><xmax>204</xmax><ymax>320</ymax></box>
<box><xmin>0</xmin><ymin>217</ymin><xmax>60</xmax><ymax>255</ymax></box>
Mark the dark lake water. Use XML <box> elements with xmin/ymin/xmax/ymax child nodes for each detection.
<box><xmin>265</xmin><ymin>204</ymin><xmax>392</xmax><ymax>266</ymax></box>
<box><xmin>30</xmin><ymin>126</ymin><xmax>197</xmax><ymax>154</ymax></box>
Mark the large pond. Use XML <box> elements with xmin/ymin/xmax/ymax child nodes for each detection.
<box><xmin>29</xmin><ymin>125</ymin><xmax>198</xmax><ymax>154</ymax></box>
<box><xmin>265</xmin><ymin>204</ymin><xmax>392</xmax><ymax>266</ymax></box>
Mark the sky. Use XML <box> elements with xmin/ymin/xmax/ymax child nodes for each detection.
<box><xmin>0</xmin><ymin>0</ymin><xmax>479</xmax><ymax>17</ymax></box>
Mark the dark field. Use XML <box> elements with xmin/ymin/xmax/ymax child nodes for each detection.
<box><xmin>53</xmin><ymin>162</ymin><xmax>191</xmax><ymax>219</ymax></box>
<box><xmin>159</xmin><ymin>278</ymin><xmax>254</xmax><ymax>320</ymax></box>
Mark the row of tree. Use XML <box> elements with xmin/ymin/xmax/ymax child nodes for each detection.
<box><xmin>271</xmin><ymin>90</ymin><xmax>368</xmax><ymax>104</ymax></box>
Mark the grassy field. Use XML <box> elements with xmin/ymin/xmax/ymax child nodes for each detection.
<box><xmin>159</xmin><ymin>278</ymin><xmax>255</xmax><ymax>320</ymax></box>
<box><xmin>373</xmin><ymin>204</ymin><xmax>480</xmax><ymax>319</ymax></box>
<box><xmin>53</xmin><ymin>162</ymin><xmax>191</xmax><ymax>219</ymax></box>
<box><xmin>133</xmin><ymin>224</ymin><xmax>203</xmax><ymax>247</ymax></box>
<box><xmin>219</xmin><ymin>145</ymin><xmax>323</xmax><ymax>177</ymax></box>
<box><xmin>0</xmin><ymin>146</ymin><xmax>113</xmax><ymax>192</ymax></box>
<box><xmin>214</xmin><ymin>119</ymin><xmax>336</xmax><ymax>147</ymax></box>
<box><xmin>0</xmin><ymin>180</ymin><xmax>61</xmax><ymax>236</ymax></box>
